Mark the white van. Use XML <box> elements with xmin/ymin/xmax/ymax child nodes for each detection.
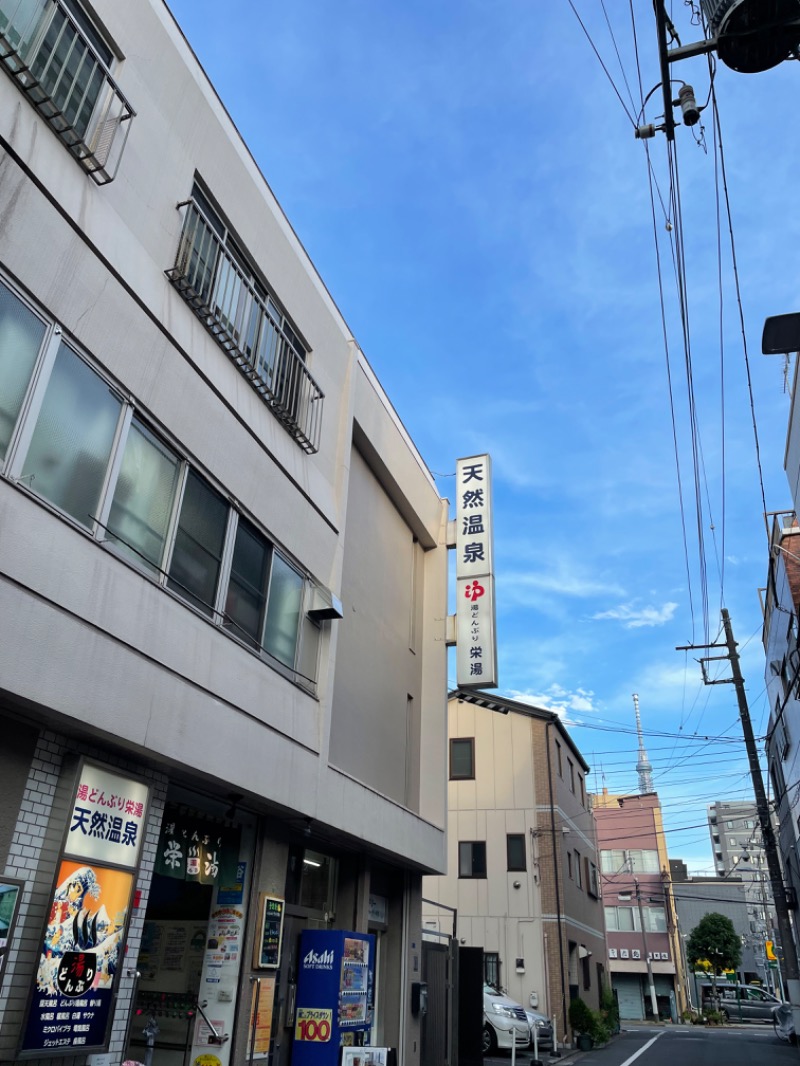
<box><xmin>483</xmin><ymin>984</ymin><xmax>531</xmax><ymax>1054</ymax></box>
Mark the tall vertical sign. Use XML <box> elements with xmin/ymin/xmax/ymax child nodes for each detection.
<box><xmin>455</xmin><ymin>454</ymin><xmax>497</xmax><ymax>687</ymax></box>
<box><xmin>19</xmin><ymin>761</ymin><xmax>149</xmax><ymax>1058</ymax></box>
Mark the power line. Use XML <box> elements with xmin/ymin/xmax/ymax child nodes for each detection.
<box><xmin>565</xmin><ymin>0</ymin><xmax>637</xmax><ymax>127</ymax></box>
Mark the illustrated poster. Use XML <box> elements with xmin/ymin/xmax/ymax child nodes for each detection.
<box><xmin>20</xmin><ymin>859</ymin><xmax>133</xmax><ymax>1054</ymax></box>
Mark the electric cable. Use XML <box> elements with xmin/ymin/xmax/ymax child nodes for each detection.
<box><xmin>565</xmin><ymin>0</ymin><xmax>638</xmax><ymax>127</ymax></box>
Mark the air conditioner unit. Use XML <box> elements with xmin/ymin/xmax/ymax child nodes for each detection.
<box><xmin>307</xmin><ymin>587</ymin><xmax>344</xmax><ymax>621</ymax></box>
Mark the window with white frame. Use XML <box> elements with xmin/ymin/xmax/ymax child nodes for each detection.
<box><xmin>604</xmin><ymin>905</ymin><xmax>666</xmax><ymax>933</ymax></box>
<box><xmin>600</xmin><ymin>848</ymin><xmax>660</xmax><ymax>874</ymax></box>
<box><xmin>0</xmin><ymin>273</ymin><xmax>320</xmax><ymax>688</ymax></box>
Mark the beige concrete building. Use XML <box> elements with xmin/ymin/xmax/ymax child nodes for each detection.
<box><xmin>0</xmin><ymin>2</ymin><xmax>448</xmax><ymax>1064</ymax></box>
<box><xmin>423</xmin><ymin>690</ymin><xmax>607</xmax><ymax>1046</ymax></box>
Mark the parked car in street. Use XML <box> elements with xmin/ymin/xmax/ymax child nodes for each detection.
<box><xmin>483</xmin><ymin>984</ymin><xmax>530</xmax><ymax>1054</ymax></box>
<box><xmin>525</xmin><ymin>1008</ymin><xmax>554</xmax><ymax>1051</ymax></box>
<box><xmin>699</xmin><ymin>981</ymin><xmax>782</xmax><ymax>1022</ymax></box>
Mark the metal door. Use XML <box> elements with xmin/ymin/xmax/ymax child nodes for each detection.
<box><xmin>614</xmin><ymin>976</ymin><xmax>645</xmax><ymax>1020</ymax></box>
<box><xmin>271</xmin><ymin>914</ymin><xmax>308</xmax><ymax>1066</ymax></box>
<box><xmin>421</xmin><ymin>938</ymin><xmax>452</xmax><ymax>1066</ymax></box>
<box><xmin>457</xmin><ymin>946</ymin><xmax>483</xmax><ymax>1066</ymax></box>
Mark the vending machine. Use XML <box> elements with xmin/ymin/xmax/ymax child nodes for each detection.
<box><xmin>292</xmin><ymin>929</ymin><xmax>375</xmax><ymax>1066</ymax></box>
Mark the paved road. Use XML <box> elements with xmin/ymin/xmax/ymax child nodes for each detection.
<box><xmin>486</xmin><ymin>1024</ymin><xmax>795</xmax><ymax>1066</ymax></box>
<box><xmin>572</xmin><ymin>1025</ymin><xmax>794</xmax><ymax>1066</ymax></box>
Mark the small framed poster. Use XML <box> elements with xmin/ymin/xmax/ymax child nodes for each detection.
<box><xmin>340</xmin><ymin>1048</ymin><xmax>396</xmax><ymax>1066</ymax></box>
<box><xmin>254</xmin><ymin>895</ymin><xmax>284</xmax><ymax>969</ymax></box>
<box><xmin>0</xmin><ymin>877</ymin><xmax>24</xmax><ymax>988</ymax></box>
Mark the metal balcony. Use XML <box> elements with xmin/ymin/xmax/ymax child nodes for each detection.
<box><xmin>0</xmin><ymin>0</ymin><xmax>134</xmax><ymax>184</ymax></box>
<box><xmin>166</xmin><ymin>199</ymin><xmax>325</xmax><ymax>454</ymax></box>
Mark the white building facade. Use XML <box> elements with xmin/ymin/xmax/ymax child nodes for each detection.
<box><xmin>762</xmin><ymin>513</ymin><xmax>800</xmax><ymax>968</ymax></box>
<box><xmin>0</xmin><ymin>2</ymin><xmax>448</xmax><ymax>1064</ymax></box>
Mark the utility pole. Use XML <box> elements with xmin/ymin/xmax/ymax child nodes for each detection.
<box><xmin>635</xmin><ymin>878</ymin><xmax>660</xmax><ymax>1021</ymax></box>
<box><xmin>619</xmin><ymin>863</ymin><xmax>660</xmax><ymax>1021</ymax></box>
<box><xmin>677</xmin><ymin>609</ymin><xmax>800</xmax><ymax>1017</ymax></box>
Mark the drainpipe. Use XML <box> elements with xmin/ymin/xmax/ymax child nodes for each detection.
<box><xmin>545</xmin><ymin>719</ymin><xmax>568</xmax><ymax>1043</ymax></box>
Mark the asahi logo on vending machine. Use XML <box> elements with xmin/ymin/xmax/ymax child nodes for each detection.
<box><xmin>303</xmin><ymin>948</ymin><xmax>335</xmax><ymax>970</ymax></box>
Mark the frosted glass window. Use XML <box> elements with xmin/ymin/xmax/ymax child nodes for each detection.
<box><xmin>224</xmin><ymin>517</ymin><xmax>269</xmax><ymax>647</ymax></box>
<box><xmin>21</xmin><ymin>343</ymin><xmax>121</xmax><ymax>527</ymax></box>
<box><xmin>263</xmin><ymin>553</ymin><xmax>303</xmax><ymax>667</ymax></box>
<box><xmin>601</xmin><ymin>850</ymin><xmax>625</xmax><ymax>874</ymax></box>
<box><xmin>605</xmin><ymin>907</ymin><xmax>637</xmax><ymax>931</ymax></box>
<box><xmin>167</xmin><ymin>469</ymin><xmax>228</xmax><ymax>616</ymax></box>
<box><xmin>106</xmin><ymin>420</ymin><xmax>180</xmax><ymax>571</ymax></box>
<box><xmin>646</xmin><ymin>907</ymin><xmax>667</xmax><ymax>933</ymax></box>
<box><xmin>0</xmin><ymin>278</ymin><xmax>46</xmax><ymax>460</ymax></box>
<box><xmin>632</xmin><ymin>850</ymin><xmax>660</xmax><ymax>873</ymax></box>
<box><xmin>618</xmin><ymin>908</ymin><xmax>636</xmax><ymax>931</ymax></box>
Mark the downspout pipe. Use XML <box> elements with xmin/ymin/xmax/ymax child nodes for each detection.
<box><xmin>545</xmin><ymin>719</ymin><xmax>568</xmax><ymax>1042</ymax></box>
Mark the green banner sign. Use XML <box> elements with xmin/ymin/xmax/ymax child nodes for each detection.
<box><xmin>155</xmin><ymin>805</ymin><xmax>240</xmax><ymax>886</ymax></box>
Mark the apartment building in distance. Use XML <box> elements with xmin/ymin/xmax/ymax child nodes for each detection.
<box><xmin>423</xmin><ymin>690</ymin><xmax>607</xmax><ymax>1047</ymax></box>
<box><xmin>707</xmin><ymin>799</ymin><xmax>776</xmax><ymax>943</ymax></box>
<box><xmin>0</xmin><ymin>2</ymin><xmax>449</xmax><ymax>1064</ymax></box>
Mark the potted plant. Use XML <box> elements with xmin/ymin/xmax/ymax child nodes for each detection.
<box><xmin>568</xmin><ymin>997</ymin><xmax>595</xmax><ymax>1051</ymax></box>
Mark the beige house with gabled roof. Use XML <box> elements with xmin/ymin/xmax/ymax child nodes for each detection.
<box><xmin>423</xmin><ymin>690</ymin><xmax>608</xmax><ymax>1046</ymax></box>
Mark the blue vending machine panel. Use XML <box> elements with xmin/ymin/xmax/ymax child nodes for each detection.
<box><xmin>292</xmin><ymin>930</ymin><xmax>375</xmax><ymax>1066</ymax></box>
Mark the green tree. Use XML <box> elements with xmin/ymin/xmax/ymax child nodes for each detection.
<box><xmin>686</xmin><ymin>912</ymin><xmax>742</xmax><ymax>974</ymax></box>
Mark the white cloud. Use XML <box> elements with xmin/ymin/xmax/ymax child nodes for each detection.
<box><xmin>500</xmin><ymin>566</ymin><xmax>625</xmax><ymax>602</ymax></box>
<box><xmin>505</xmin><ymin>684</ymin><xmax>599</xmax><ymax>724</ymax></box>
<box><xmin>592</xmin><ymin>601</ymin><xmax>678</xmax><ymax>629</ymax></box>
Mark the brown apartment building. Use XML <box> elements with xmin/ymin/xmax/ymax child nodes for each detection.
<box><xmin>423</xmin><ymin>690</ymin><xmax>608</xmax><ymax>1045</ymax></box>
<box><xmin>594</xmin><ymin>791</ymin><xmax>687</xmax><ymax>1020</ymax></box>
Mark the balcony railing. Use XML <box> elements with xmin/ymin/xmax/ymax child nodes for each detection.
<box><xmin>166</xmin><ymin>199</ymin><xmax>325</xmax><ymax>454</ymax></box>
<box><xmin>0</xmin><ymin>0</ymin><xmax>134</xmax><ymax>184</ymax></box>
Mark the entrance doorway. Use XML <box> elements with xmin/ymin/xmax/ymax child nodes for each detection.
<box><xmin>125</xmin><ymin>874</ymin><xmax>213</xmax><ymax>1065</ymax></box>
<box><xmin>123</xmin><ymin>788</ymin><xmax>253</xmax><ymax>1066</ymax></box>
<box><xmin>271</xmin><ymin>848</ymin><xmax>338</xmax><ymax>1066</ymax></box>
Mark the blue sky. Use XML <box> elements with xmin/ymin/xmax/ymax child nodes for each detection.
<box><xmin>166</xmin><ymin>1</ymin><xmax>798</xmax><ymax>870</ymax></box>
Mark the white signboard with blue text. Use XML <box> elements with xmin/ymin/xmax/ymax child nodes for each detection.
<box><xmin>66</xmin><ymin>762</ymin><xmax>149</xmax><ymax>866</ymax></box>
<box><xmin>455</xmin><ymin>454</ymin><xmax>498</xmax><ymax>687</ymax></box>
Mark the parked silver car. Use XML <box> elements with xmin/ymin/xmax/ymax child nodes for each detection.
<box><xmin>525</xmin><ymin>1008</ymin><xmax>554</xmax><ymax>1051</ymax></box>
<box><xmin>699</xmin><ymin>981</ymin><xmax>781</xmax><ymax>1022</ymax></box>
<box><xmin>482</xmin><ymin>984</ymin><xmax>530</xmax><ymax>1054</ymax></box>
